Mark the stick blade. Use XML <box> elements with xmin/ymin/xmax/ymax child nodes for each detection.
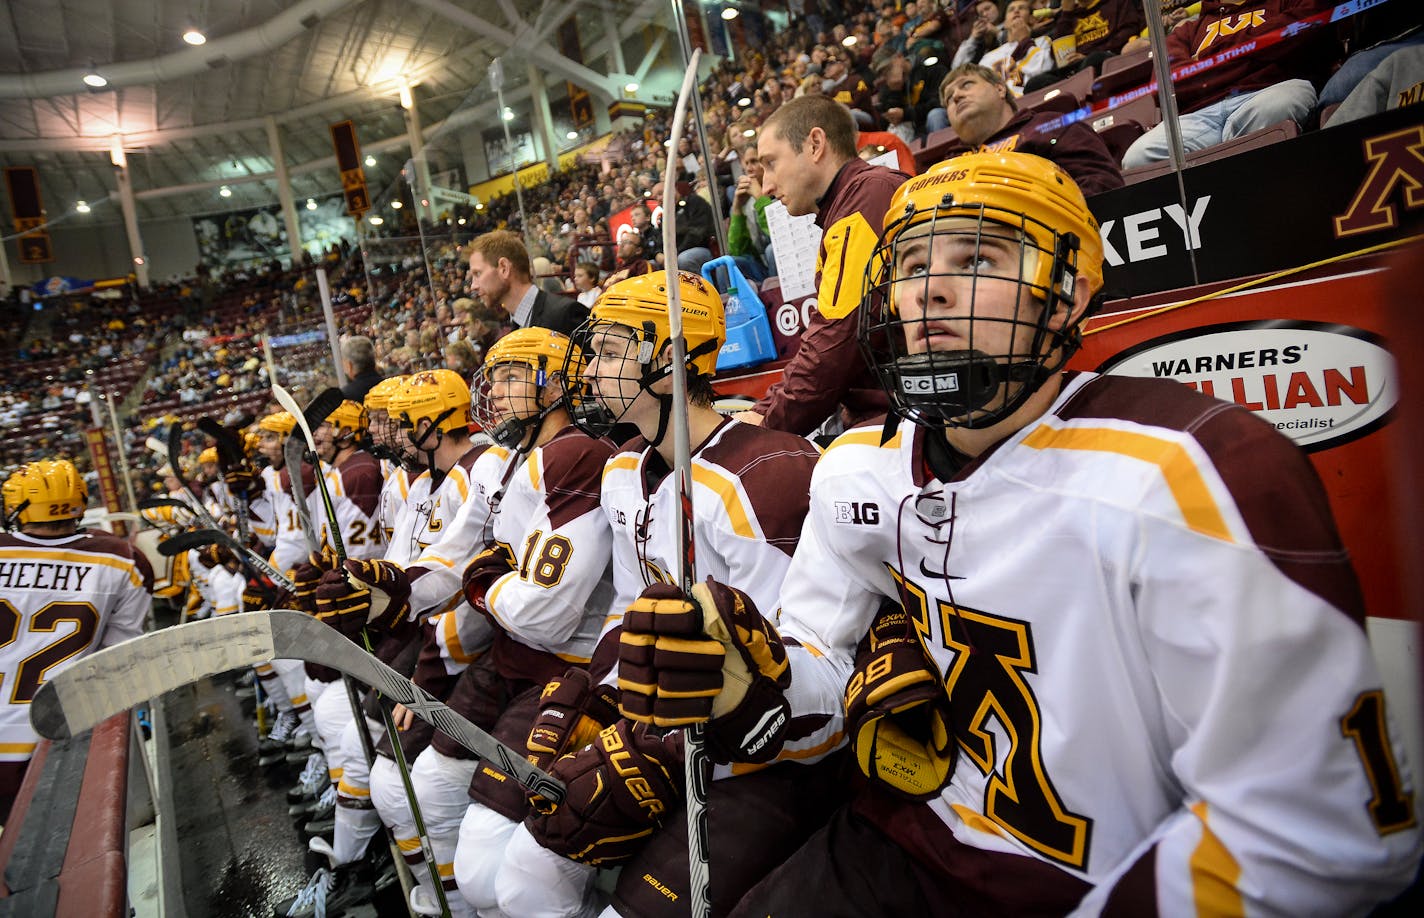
<box><xmin>158</xmin><ymin>529</ymin><xmax>228</xmax><ymax>557</ymax></box>
<box><xmin>30</xmin><ymin>614</ymin><xmax>279</xmax><ymax>740</ymax></box>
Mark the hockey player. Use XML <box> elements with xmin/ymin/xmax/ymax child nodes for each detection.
<box><xmin>516</xmin><ymin>271</ymin><xmax>830</xmax><ymax>917</ymax></box>
<box><xmin>333</xmin><ymin>328</ymin><xmax>614</xmax><ymax>916</ymax></box>
<box><xmin>614</xmin><ymin>152</ymin><xmax>1424</xmax><ymax>914</ymax></box>
<box><xmin>280</xmin><ymin>371</ymin><xmax>488</xmax><ymax>918</ymax></box>
<box><xmin>0</xmin><ymin>459</ymin><xmax>149</xmax><ymax>823</ymax></box>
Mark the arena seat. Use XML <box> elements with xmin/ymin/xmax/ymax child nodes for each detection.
<box><xmin>1092</xmin><ymin>50</ymin><xmax>1154</xmax><ymax>98</ymax></box>
<box><xmin>1121</xmin><ymin>119</ymin><xmax>1303</xmax><ymax>184</ymax></box>
<box><xmin>916</xmin><ymin>126</ymin><xmax>960</xmax><ymax>171</ymax></box>
<box><xmin>1018</xmin><ymin>67</ymin><xmax>1094</xmax><ymax>114</ymax></box>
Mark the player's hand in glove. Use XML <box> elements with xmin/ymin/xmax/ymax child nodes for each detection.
<box><xmin>526</xmin><ymin>668</ymin><xmax>621</xmax><ymax>769</ymax></box>
<box><xmin>241</xmin><ymin>575</ymin><xmax>278</xmax><ymax>612</ymax></box>
<box><xmin>620</xmin><ymin>579</ymin><xmax>791</xmax><ymax>763</ymax></box>
<box><xmin>196</xmin><ymin>542</ymin><xmax>238</xmax><ymax>570</ymax></box>
<box><xmin>289</xmin><ymin>547</ymin><xmax>336</xmax><ymax>614</ymax></box>
<box><xmin>525</xmin><ymin>720</ymin><xmax>682</xmax><ymax>866</ymax></box>
<box><xmin>314</xmin><ymin>560</ymin><xmax>412</xmax><ymax>637</ymax></box>
<box><xmin>223</xmin><ymin>464</ymin><xmax>263</xmax><ymax>498</ymax></box>
<box><xmin>844</xmin><ymin>598</ymin><xmax>955</xmax><ymax>801</ymax></box>
<box><xmin>461</xmin><ymin>543</ymin><xmax>517</xmax><ymax>617</ymax></box>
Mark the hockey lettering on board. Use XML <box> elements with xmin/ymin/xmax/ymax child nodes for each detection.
<box><xmin>1096</xmin><ymin>320</ymin><xmax>1396</xmax><ymax>452</ymax></box>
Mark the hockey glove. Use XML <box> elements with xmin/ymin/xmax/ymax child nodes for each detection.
<box><xmin>241</xmin><ymin>575</ymin><xmax>279</xmax><ymax>612</ymax></box>
<box><xmin>526</xmin><ymin>668</ymin><xmax>621</xmax><ymax>770</ymax></box>
<box><xmin>290</xmin><ymin>547</ymin><xmax>337</xmax><ymax>614</ymax></box>
<box><xmin>525</xmin><ymin>720</ymin><xmax>682</xmax><ymax>867</ymax></box>
<box><xmin>461</xmin><ymin>543</ymin><xmax>517</xmax><ymax>617</ymax></box>
<box><xmin>223</xmin><ymin>465</ymin><xmax>263</xmax><ymax>498</ymax></box>
<box><xmin>196</xmin><ymin>542</ymin><xmax>238</xmax><ymax>570</ymax></box>
<box><xmin>620</xmin><ymin>579</ymin><xmax>792</xmax><ymax>763</ymax></box>
<box><xmin>844</xmin><ymin>599</ymin><xmax>955</xmax><ymax>801</ymax></box>
<box><xmin>313</xmin><ymin>560</ymin><xmax>412</xmax><ymax>636</ymax></box>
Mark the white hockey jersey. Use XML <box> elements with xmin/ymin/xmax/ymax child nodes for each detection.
<box><xmin>773</xmin><ymin>372</ymin><xmax>1422</xmax><ymax>914</ymax></box>
<box><xmin>0</xmin><ymin>530</ymin><xmax>150</xmax><ymax>762</ymax></box>
<box><xmin>481</xmin><ymin>427</ymin><xmax>614</xmax><ymax>664</ymax></box>
<box><xmin>406</xmin><ymin>445</ymin><xmax>514</xmax><ymax>618</ymax></box>
<box><xmin>247</xmin><ymin>465</ymin><xmax>280</xmax><ymax>548</ymax></box>
<box><xmin>312</xmin><ymin>450</ymin><xmax>385</xmax><ymax>561</ymax></box>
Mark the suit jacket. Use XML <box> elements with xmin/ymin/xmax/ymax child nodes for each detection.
<box><xmin>523</xmin><ymin>288</ymin><xmax>589</xmax><ymax>340</ymax></box>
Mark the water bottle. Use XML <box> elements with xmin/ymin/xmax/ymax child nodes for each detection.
<box><xmin>724</xmin><ymin>286</ymin><xmax>745</xmax><ymax>323</ymax></box>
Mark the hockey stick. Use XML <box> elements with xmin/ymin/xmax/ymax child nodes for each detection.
<box><xmin>664</xmin><ymin>47</ymin><xmax>712</xmax><ymax>918</ymax></box>
<box><xmin>164</xmin><ymin>422</ymin><xmax>228</xmax><ymax>535</ymax></box>
<box><xmin>283</xmin><ymin>433</ymin><xmax>322</xmax><ymax>552</ymax></box>
<box><xmin>275</xmin><ymin>382</ymin><xmax>456</xmax><ymax>917</ymax></box>
<box><xmin>159</xmin><ymin>527</ymin><xmax>294</xmax><ymax>592</ymax></box>
<box><xmin>197</xmin><ymin>416</ymin><xmax>252</xmax><ymax>547</ymax></box>
<box><xmin>28</xmin><ymin>610</ymin><xmax>565</xmax><ymax>801</ymax></box>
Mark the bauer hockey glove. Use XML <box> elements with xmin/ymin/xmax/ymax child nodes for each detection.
<box><xmin>290</xmin><ymin>547</ymin><xmax>337</xmax><ymax>614</ymax></box>
<box><xmin>223</xmin><ymin>464</ymin><xmax>263</xmax><ymax>498</ymax></box>
<box><xmin>526</xmin><ymin>668</ymin><xmax>621</xmax><ymax>770</ymax></box>
<box><xmin>844</xmin><ymin>598</ymin><xmax>956</xmax><ymax>801</ymax></box>
<box><xmin>620</xmin><ymin>579</ymin><xmax>792</xmax><ymax>763</ymax></box>
<box><xmin>525</xmin><ymin>720</ymin><xmax>682</xmax><ymax>867</ymax></box>
<box><xmin>461</xmin><ymin>542</ymin><xmax>517</xmax><ymax>617</ymax></box>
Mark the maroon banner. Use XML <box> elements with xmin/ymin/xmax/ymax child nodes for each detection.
<box><xmin>84</xmin><ymin>428</ymin><xmax>126</xmax><ymax>536</ymax></box>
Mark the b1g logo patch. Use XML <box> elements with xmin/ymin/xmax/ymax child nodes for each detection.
<box><xmin>834</xmin><ymin>501</ymin><xmax>880</xmax><ymax>525</ymax></box>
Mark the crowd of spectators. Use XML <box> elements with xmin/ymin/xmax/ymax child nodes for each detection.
<box><xmin>3</xmin><ymin>0</ymin><xmax>1416</xmax><ymax>502</ymax></box>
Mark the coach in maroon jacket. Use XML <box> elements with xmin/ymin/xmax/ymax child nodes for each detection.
<box><xmin>735</xmin><ymin>96</ymin><xmax>908</xmax><ymax>437</ymax></box>
<box><xmin>941</xmin><ymin>63</ymin><xmax>1124</xmax><ymax>196</ymax></box>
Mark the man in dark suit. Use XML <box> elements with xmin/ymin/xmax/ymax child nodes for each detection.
<box><xmin>466</xmin><ymin>230</ymin><xmax>588</xmax><ymax>339</ymax></box>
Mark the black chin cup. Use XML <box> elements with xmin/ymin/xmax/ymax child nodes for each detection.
<box><xmin>569</xmin><ymin>399</ymin><xmax>617</xmax><ymax>439</ymax></box>
<box><xmin>892</xmin><ymin>350</ymin><xmax>1001</xmax><ymax>421</ymax></box>
<box><xmin>490</xmin><ymin>416</ymin><xmax>533</xmax><ymax>449</ymax></box>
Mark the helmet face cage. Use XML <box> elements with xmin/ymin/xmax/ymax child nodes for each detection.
<box><xmin>860</xmin><ymin>198</ymin><xmax>1085</xmax><ymax>431</ymax></box>
<box><xmin>469</xmin><ymin>358</ymin><xmax>553</xmax><ymax>448</ymax></box>
<box><xmin>565</xmin><ymin>318</ymin><xmax>657</xmax><ymax>438</ymax></box>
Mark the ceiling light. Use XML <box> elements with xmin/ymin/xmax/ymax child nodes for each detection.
<box><xmin>369</xmin><ymin>215</ymin><xmax>384</xmax><ymax>225</ymax></box>
<box><xmin>842</xmin><ymin>35</ymin><xmax>857</xmax><ymax>48</ymax></box>
<box><xmin>923</xmin><ymin>56</ymin><xmax>939</xmax><ymax>67</ymax></box>
<box><xmin>391</xmin><ymin>200</ymin><xmax>403</xmax><ymax>209</ymax></box>
<box><xmin>75</xmin><ymin>200</ymin><xmax>91</xmax><ymax>213</ymax></box>
<box><xmin>219</xmin><ymin>185</ymin><xmax>232</xmax><ymax>197</ymax></box>
<box><xmin>82</xmin><ymin>72</ymin><xmax>108</xmax><ymax>88</ymax></box>
<box><xmin>737</xmin><ymin>96</ymin><xmax>751</xmax><ymax>107</ymax></box>
<box><xmin>182</xmin><ymin>29</ymin><xmax>207</xmax><ymax>46</ymax></box>
<box><xmin>624</xmin><ymin>82</ymin><xmax>639</xmax><ymax>93</ymax></box>
<box><xmin>475</xmin><ymin>203</ymin><xmax>484</xmax><ymax>210</ymax></box>
<box><xmin>502</xmin><ymin>108</ymin><xmax>515</xmax><ymax>122</ymax></box>
<box><xmin>722</xmin><ymin>8</ymin><xmax>739</xmax><ymax>20</ymax></box>
<box><xmin>133</xmin><ymin>256</ymin><xmax>146</xmax><ymax>266</ymax></box>
<box><xmin>364</xmin><ymin>155</ymin><xmax>376</xmax><ymax>167</ymax></box>
<box><xmin>306</xmin><ymin>198</ymin><xmax>317</xmax><ymax>210</ymax></box>
<box><xmin>457</xmin><ymin>217</ymin><xmax>466</xmax><ymax>225</ymax></box>
<box><xmin>566</xmin><ymin>130</ymin><xmax>579</xmax><ymax>140</ymax></box>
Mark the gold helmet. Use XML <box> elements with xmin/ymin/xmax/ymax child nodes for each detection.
<box><xmin>3</xmin><ymin>459</ymin><xmax>87</xmax><ymax>526</ymax></box>
<box><xmin>472</xmin><ymin>327</ymin><xmax>586</xmax><ymax>448</ymax></box>
<box><xmin>861</xmin><ymin>151</ymin><xmax>1104</xmax><ymax>430</ymax></box>
<box><xmin>585</xmin><ymin>270</ymin><xmax>726</xmax><ymax>377</ymax></box>
<box><xmin>243</xmin><ymin>430</ymin><xmax>262</xmax><ymax>458</ymax></box>
<box><xmin>257</xmin><ymin>411</ymin><xmax>297</xmax><ymax>437</ymax></box>
<box><xmin>363</xmin><ymin>375</ymin><xmax>408</xmax><ymax>413</ymax></box>
<box><xmin>198</xmin><ymin>446</ymin><xmax>219</xmax><ymax>465</ymax></box>
<box><xmin>324</xmin><ymin>399</ymin><xmax>368</xmax><ymax>436</ymax></box>
<box><xmin>397</xmin><ymin>369</ymin><xmax>472</xmax><ymax>437</ymax></box>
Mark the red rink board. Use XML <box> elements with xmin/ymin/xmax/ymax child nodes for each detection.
<box><xmin>1072</xmin><ymin>255</ymin><xmax>1406</xmax><ymax>621</ymax></box>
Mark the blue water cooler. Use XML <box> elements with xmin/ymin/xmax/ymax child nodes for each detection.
<box><xmin>701</xmin><ymin>256</ymin><xmax>777</xmax><ymax>371</ymax></box>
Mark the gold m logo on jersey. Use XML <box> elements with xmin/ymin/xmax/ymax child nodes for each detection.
<box><xmin>1195</xmin><ymin>10</ymin><xmax>1266</xmax><ymax>56</ymax></box>
<box><xmin>1334</xmin><ymin>126</ymin><xmax>1424</xmax><ymax>238</ymax></box>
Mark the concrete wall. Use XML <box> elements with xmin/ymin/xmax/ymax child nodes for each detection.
<box><xmin>4</xmin><ymin>216</ymin><xmax>200</xmax><ymax>287</ymax></box>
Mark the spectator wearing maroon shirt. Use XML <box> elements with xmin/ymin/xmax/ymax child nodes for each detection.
<box><xmin>940</xmin><ymin>63</ymin><xmax>1124</xmax><ymax>195</ymax></box>
<box><xmin>1024</xmin><ymin>0</ymin><xmax>1147</xmax><ymax>92</ymax></box>
<box><xmin>1123</xmin><ymin>0</ymin><xmax>1337</xmax><ymax>169</ymax></box>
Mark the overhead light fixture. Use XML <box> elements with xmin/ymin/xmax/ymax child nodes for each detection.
<box><xmin>369</xmin><ymin>215</ymin><xmax>384</xmax><ymax>225</ymax></box>
<box><xmin>624</xmin><ymin>82</ymin><xmax>639</xmax><ymax>93</ymax></box>
<box><xmin>110</xmin><ymin>138</ymin><xmax>126</xmax><ymax>168</ymax></box>
<box><xmin>219</xmin><ymin>185</ymin><xmax>232</xmax><ymax>197</ymax></box>
<box><xmin>475</xmin><ymin>203</ymin><xmax>484</xmax><ymax>210</ymax></box>
<box><xmin>364</xmin><ymin>155</ymin><xmax>376</xmax><ymax>166</ymax></box>
<box><xmin>722</xmin><ymin>8</ymin><xmax>740</xmax><ymax>20</ymax></box>
<box><xmin>923</xmin><ymin>56</ymin><xmax>939</xmax><ymax>67</ymax></box>
<box><xmin>182</xmin><ymin>29</ymin><xmax>207</xmax><ymax>46</ymax></box>
<box><xmin>133</xmin><ymin>256</ymin><xmax>146</xmax><ymax>266</ymax></box>
<box><xmin>306</xmin><ymin>198</ymin><xmax>317</xmax><ymax>210</ymax></box>
<box><xmin>398</xmin><ymin>81</ymin><xmax>413</xmax><ymax>110</ymax></box>
<box><xmin>391</xmin><ymin>200</ymin><xmax>403</xmax><ymax>209</ymax></box>
<box><xmin>502</xmin><ymin>108</ymin><xmax>514</xmax><ymax>122</ymax></box>
<box><xmin>82</xmin><ymin>72</ymin><xmax>108</xmax><ymax>88</ymax></box>
<box><xmin>75</xmin><ymin>200</ymin><xmax>91</xmax><ymax>213</ymax></box>
<box><xmin>420</xmin><ymin>198</ymin><xmax>428</xmax><ymax>207</ymax></box>
<box><xmin>566</xmin><ymin>130</ymin><xmax>579</xmax><ymax>140</ymax></box>
<box><xmin>457</xmin><ymin>217</ymin><xmax>466</xmax><ymax>225</ymax></box>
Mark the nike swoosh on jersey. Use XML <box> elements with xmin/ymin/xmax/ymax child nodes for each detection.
<box><xmin>918</xmin><ymin>558</ymin><xmax>965</xmax><ymax>581</ymax></box>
